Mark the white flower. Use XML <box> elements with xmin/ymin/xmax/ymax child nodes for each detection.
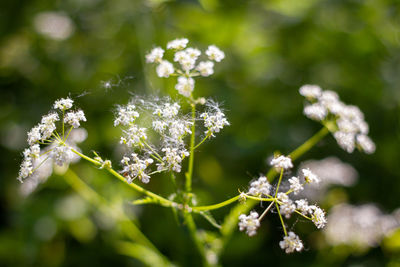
<box><xmin>200</xmin><ymin>102</ymin><xmax>229</xmax><ymax>137</ymax></box>
<box><xmin>51</xmin><ymin>145</ymin><xmax>73</xmax><ymax>166</ymax></box>
<box><xmin>248</xmin><ymin>176</ymin><xmax>271</xmax><ymax>196</ymax></box>
<box><xmin>121</xmin><ymin>154</ymin><xmax>154</xmax><ymax>183</ymax></box>
<box><xmin>53</xmin><ymin>98</ymin><xmax>73</xmax><ymax>110</ymax></box>
<box><xmin>196</xmin><ymin>61</ymin><xmax>214</xmax><ymax>76</ymax></box>
<box><xmin>206</xmin><ymin>45</ymin><xmax>225</xmax><ymax>62</ymax></box>
<box><xmin>174</xmin><ymin>50</ymin><xmax>196</xmax><ymax>71</ymax></box>
<box><xmin>277</xmin><ymin>192</ymin><xmax>290</xmax><ymax>203</ymax></box>
<box><xmin>39</xmin><ymin>113</ymin><xmax>59</xmax><ymax>139</ymax></box>
<box><xmin>27</xmin><ymin>125</ymin><xmax>42</xmax><ymax>145</ymax></box>
<box><xmin>161</xmin><ymin>146</ymin><xmax>189</xmax><ymax>172</ymax></box>
<box><xmin>167</xmin><ymin>38</ymin><xmax>189</xmax><ymax>50</ymax></box>
<box><xmin>303</xmin><ymin>104</ymin><xmax>327</xmax><ymax>121</ymax></box>
<box><xmin>238</xmin><ymin>211</ymin><xmax>260</xmax><ymax>237</ymax></box>
<box><xmin>270</xmin><ymin>155</ymin><xmax>293</xmax><ymax>170</ymax></box>
<box><xmin>277</xmin><ymin>193</ymin><xmax>295</xmax><ymax>218</ymax></box>
<box><xmin>155</xmin><ymin>102</ymin><xmax>180</xmax><ymax>119</ymax></box>
<box><xmin>168</xmin><ymin>120</ymin><xmax>192</xmax><ymax>140</ymax></box>
<box><xmin>18</xmin><ymin>158</ymin><xmax>33</xmax><ymax>182</ymax></box>
<box><xmin>114</xmin><ymin>104</ymin><xmax>139</xmax><ymax>126</ymax></box>
<box><xmin>175</xmin><ymin>76</ymin><xmax>194</xmax><ymax>97</ymax></box>
<box><xmin>289</xmin><ymin>176</ymin><xmax>303</xmax><ymax>194</ymax></box>
<box><xmin>121</xmin><ymin>125</ymin><xmax>147</xmax><ymax>147</ymax></box>
<box><xmin>295</xmin><ymin>199</ymin><xmax>311</xmax><ymax>214</ymax></box>
<box><xmin>64</xmin><ymin>110</ymin><xmax>86</xmax><ymax>128</ymax></box>
<box><xmin>299</xmin><ymin>85</ymin><xmax>322</xmax><ymax>99</ymax></box>
<box><xmin>309</xmin><ymin>205</ymin><xmax>327</xmax><ymax>229</ymax></box>
<box><xmin>29</xmin><ymin>144</ymin><xmax>41</xmax><ymax>158</ymax></box>
<box><xmin>279</xmin><ymin>232</ymin><xmax>303</xmax><ymax>253</ymax></box>
<box><xmin>302</xmin><ymin>168</ymin><xmax>320</xmax><ymax>184</ymax></box>
<box><xmin>185</xmin><ymin>47</ymin><xmax>201</xmax><ymax>60</ymax></box>
<box><xmin>333</xmin><ymin>131</ymin><xmax>355</xmax><ymax>153</ymax></box>
<box><xmin>356</xmin><ymin>134</ymin><xmax>376</xmax><ymax>154</ymax></box>
<box><xmin>152</xmin><ymin>120</ymin><xmax>168</xmax><ymax>133</ymax></box>
<box><xmin>280</xmin><ymin>202</ymin><xmax>296</xmax><ymax>219</ymax></box>
<box><xmin>146</xmin><ymin>47</ymin><xmax>164</xmax><ymax>63</ymax></box>
<box><xmin>156</xmin><ymin>60</ymin><xmax>174</xmax><ymax>78</ymax></box>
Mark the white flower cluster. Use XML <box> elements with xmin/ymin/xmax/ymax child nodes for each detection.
<box><xmin>146</xmin><ymin>38</ymin><xmax>224</xmax><ymax>98</ymax></box>
<box><xmin>240</xmin><ymin>155</ymin><xmax>326</xmax><ymax>252</ymax></box>
<box><xmin>299</xmin><ymin>85</ymin><xmax>375</xmax><ymax>154</ymax></box>
<box><xmin>325</xmin><ymin>204</ymin><xmax>400</xmax><ymax>249</ymax></box>
<box><xmin>200</xmin><ymin>101</ymin><xmax>230</xmax><ymax>137</ymax></box>
<box><xmin>248</xmin><ymin>176</ymin><xmax>271</xmax><ymax>196</ymax></box>
<box><xmin>115</xmin><ymin>97</ymin><xmax>229</xmax><ymax>184</ymax></box>
<box><xmin>270</xmin><ymin>155</ymin><xmax>293</xmax><ymax>170</ymax></box>
<box><xmin>18</xmin><ymin>97</ymin><xmax>86</xmax><ymax>183</ymax></box>
<box><xmin>279</xmin><ymin>232</ymin><xmax>304</xmax><ymax>253</ymax></box>
<box><xmin>238</xmin><ymin>211</ymin><xmax>260</xmax><ymax>237</ymax></box>
<box><xmin>121</xmin><ymin>154</ymin><xmax>154</xmax><ymax>184</ymax></box>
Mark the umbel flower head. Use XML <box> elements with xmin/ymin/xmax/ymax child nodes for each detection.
<box><xmin>18</xmin><ymin>97</ymin><xmax>87</xmax><ymax>184</ymax></box>
<box><xmin>146</xmin><ymin>38</ymin><xmax>225</xmax><ymax>99</ymax></box>
<box><xmin>114</xmin><ymin>96</ymin><xmax>229</xmax><ymax>184</ymax></box>
<box><xmin>299</xmin><ymin>84</ymin><xmax>375</xmax><ymax>154</ymax></box>
<box><xmin>239</xmin><ymin>155</ymin><xmax>326</xmax><ymax>253</ymax></box>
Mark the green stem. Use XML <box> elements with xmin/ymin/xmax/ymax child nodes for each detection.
<box><xmin>276</xmin><ymin>203</ymin><xmax>287</xmax><ymax>236</ymax></box>
<box><xmin>183</xmin><ymin>212</ymin><xmax>207</xmax><ymax>266</ymax></box>
<box><xmin>258</xmin><ymin>201</ymin><xmax>274</xmax><ymax>221</ymax></box>
<box><xmin>274</xmin><ymin>168</ymin><xmax>284</xmax><ymax>198</ymax></box>
<box><xmin>70</xmin><ymin>148</ymin><xmax>175</xmax><ymax>208</ymax></box>
<box><xmin>266</xmin><ymin>126</ymin><xmax>329</xmax><ymax>181</ymax></box>
<box><xmin>193</xmin><ymin>134</ymin><xmax>209</xmax><ymax>150</ymax></box>
<box><xmin>185</xmin><ymin>103</ymin><xmax>196</xmax><ymax>194</ymax></box>
<box><xmin>192</xmin><ymin>195</ymin><xmax>240</xmax><ymax>212</ymax></box>
<box><xmin>294</xmin><ymin>210</ymin><xmax>312</xmax><ymax>220</ymax></box>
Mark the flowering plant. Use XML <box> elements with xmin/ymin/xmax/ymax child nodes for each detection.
<box><xmin>18</xmin><ymin>38</ymin><xmax>375</xmax><ymax>266</ymax></box>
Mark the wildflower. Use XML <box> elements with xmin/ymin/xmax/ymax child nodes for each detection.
<box><xmin>288</xmin><ymin>176</ymin><xmax>303</xmax><ymax>194</ymax></box>
<box><xmin>299</xmin><ymin>85</ymin><xmax>375</xmax><ymax>154</ymax></box>
<box><xmin>51</xmin><ymin>145</ymin><xmax>73</xmax><ymax>166</ymax></box>
<box><xmin>248</xmin><ymin>176</ymin><xmax>271</xmax><ymax>196</ymax></box>
<box><xmin>302</xmin><ymin>168</ymin><xmax>320</xmax><ymax>184</ymax></box>
<box><xmin>295</xmin><ymin>199</ymin><xmax>311</xmax><ymax>214</ymax></box>
<box><xmin>120</xmin><ymin>125</ymin><xmax>147</xmax><ymax>147</ymax></box>
<box><xmin>167</xmin><ymin>38</ymin><xmax>189</xmax><ymax>50</ymax></box>
<box><xmin>114</xmin><ymin>104</ymin><xmax>139</xmax><ymax>126</ymax></box>
<box><xmin>238</xmin><ymin>211</ymin><xmax>260</xmax><ymax>237</ymax></box>
<box><xmin>53</xmin><ymin>97</ymin><xmax>73</xmax><ymax>110</ymax></box>
<box><xmin>64</xmin><ymin>110</ymin><xmax>86</xmax><ymax>128</ymax></box>
<box><xmin>206</xmin><ymin>45</ymin><xmax>225</xmax><ymax>62</ymax></box>
<box><xmin>145</xmin><ymin>47</ymin><xmax>164</xmax><ymax>63</ymax></box>
<box><xmin>270</xmin><ymin>155</ymin><xmax>293</xmax><ymax>170</ymax></box>
<box><xmin>309</xmin><ymin>205</ymin><xmax>327</xmax><ymax>229</ymax></box>
<box><xmin>18</xmin><ymin>98</ymin><xmax>86</xmax><ymax>184</ymax></box>
<box><xmin>161</xmin><ymin>146</ymin><xmax>189</xmax><ymax>172</ymax></box>
<box><xmin>175</xmin><ymin>76</ymin><xmax>195</xmax><ymax>97</ymax></box>
<box><xmin>27</xmin><ymin>126</ymin><xmax>42</xmax><ymax>145</ymax></box>
<box><xmin>196</xmin><ymin>61</ymin><xmax>214</xmax><ymax>76</ymax></box>
<box><xmin>40</xmin><ymin>113</ymin><xmax>59</xmax><ymax>139</ymax></box>
<box><xmin>156</xmin><ymin>60</ymin><xmax>174</xmax><ymax>78</ymax></box>
<box><xmin>279</xmin><ymin>232</ymin><xmax>303</xmax><ymax>253</ymax></box>
<box><xmin>356</xmin><ymin>134</ymin><xmax>376</xmax><ymax>154</ymax></box>
<box><xmin>277</xmin><ymin>192</ymin><xmax>295</xmax><ymax>218</ymax></box>
<box><xmin>121</xmin><ymin>154</ymin><xmax>154</xmax><ymax>183</ymax></box>
<box><xmin>299</xmin><ymin>85</ymin><xmax>322</xmax><ymax>99</ymax></box>
<box><xmin>303</xmin><ymin>104</ymin><xmax>327</xmax><ymax>121</ymax></box>
<box><xmin>200</xmin><ymin>101</ymin><xmax>229</xmax><ymax>137</ymax></box>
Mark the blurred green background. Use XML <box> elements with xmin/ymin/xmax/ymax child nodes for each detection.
<box><xmin>1</xmin><ymin>0</ymin><xmax>400</xmax><ymax>266</ymax></box>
